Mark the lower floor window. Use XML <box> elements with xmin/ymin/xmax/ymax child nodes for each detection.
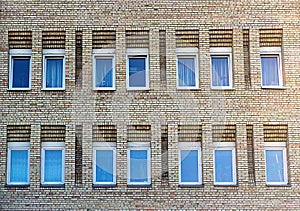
<box><xmin>179</xmin><ymin>142</ymin><xmax>202</xmax><ymax>185</ymax></box>
<box><xmin>213</xmin><ymin>142</ymin><xmax>236</xmax><ymax>185</ymax></box>
<box><xmin>127</xmin><ymin>142</ymin><xmax>151</xmax><ymax>185</ymax></box>
<box><xmin>265</xmin><ymin>142</ymin><xmax>288</xmax><ymax>185</ymax></box>
<box><xmin>7</xmin><ymin>142</ymin><xmax>30</xmax><ymax>185</ymax></box>
<box><xmin>93</xmin><ymin>142</ymin><xmax>116</xmax><ymax>185</ymax></box>
<box><xmin>41</xmin><ymin>142</ymin><xmax>65</xmax><ymax>185</ymax></box>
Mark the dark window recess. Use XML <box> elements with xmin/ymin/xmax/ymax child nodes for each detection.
<box><xmin>75</xmin><ymin>125</ymin><xmax>83</xmax><ymax>185</ymax></box>
<box><xmin>161</xmin><ymin>125</ymin><xmax>168</xmax><ymax>184</ymax></box>
<box><xmin>246</xmin><ymin>125</ymin><xmax>255</xmax><ymax>185</ymax></box>
<box><xmin>159</xmin><ymin>30</ymin><xmax>167</xmax><ymax>86</ymax></box>
<box><xmin>243</xmin><ymin>29</ymin><xmax>251</xmax><ymax>88</ymax></box>
<box><xmin>75</xmin><ymin>31</ymin><xmax>82</xmax><ymax>87</ymax></box>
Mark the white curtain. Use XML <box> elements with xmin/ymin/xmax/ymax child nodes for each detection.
<box><xmin>10</xmin><ymin>150</ymin><xmax>28</xmax><ymax>182</ymax></box>
<box><xmin>44</xmin><ymin>150</ymin><xmax>62</xmax><ymax>182</ymax></box>
<box><xmin>178</xmin><ymin>58</ymin><xmax>195</xmax><ymax>86</ymax></box>
<box><xmin>96</xmin><ymin>59</ymin><xmax>112</xmax><ymax>88</ymax></box>
<box><xmin>212</xmin><ymin>58</ymin><xmax>229</xmax><ymax>86</ymax></box>
<box><xmin>46</xmin><ymin>59</ymin><xmax>63</xmax><ymax>88</ymax></box>
<box><xmin>261</xmin><ymin>57</ymin><xmax>279</xmax><ymax>86</ymax></box>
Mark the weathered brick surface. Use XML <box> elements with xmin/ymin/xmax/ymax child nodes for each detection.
<box><xmin>1</xmin><ymin>0</ymin><xmax>300</xmax><ymax>209</ymax></box>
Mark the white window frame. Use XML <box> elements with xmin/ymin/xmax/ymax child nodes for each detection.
<box><xmin>210</xmin><ymin>47</ymin><xmax>233</xmax><ymax>89</ymax></box>
<box><xmin>213</xmin><ymin>142</ymin><xmax>236</xmax><ymax>185</ymax></box>
<box><xmin>127</xmin><ymin>142</ymin><xmax>151</xmax><ymax>186</ymax></box>
<box><xmin>42</xmin><ymin>49</ymin><xmax>66</xmax><ymax>90</ymax></box>
<box><xmin>178</xmin><ymin>142</ymin><xmax>202</xmax><ymax>185</ymax></box>
<box><xmin>9</xmin><ymin>49</ymin><xmax>32</xmax><ymax>90</ymax></box>
<box><xmin>7</xmin><ymin>142</ymin><xmax>30</xmax><ymax>185</ymax></box>
<box><xmin>176</xmin><ymin>48</ymin><xmax>199</xmax><ymax>90</ymax></box>
<box><xmin>264</xmin><ymin>142</ymin><xmax>288</xmax><ymax>185</ymax></box>
<box><xmin>92</xmin><ymin>49</ymin><xmax>116</xmax><ymax>90</ymax></box>
<box><xmin>41</xmin><ymin>142</ymin><xmax>65</xmax><ymax>185</ymax></box>
<box><xmin>126</xmin><ymin>48</ymin><xmax>149</xmax><ymax>90</ymax></box>
<box><xmin>260</xmin><ymin>47</ymin><xmax>283</xmax><ymax>88</ymax></box>
<box><xmin>92</xmin><ymin>142</ymin><xmax>116</xmax><ymax>185</ymax></box>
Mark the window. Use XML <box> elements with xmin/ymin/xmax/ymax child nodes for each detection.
<box><xmin>210</xmin><ymin>47</ymin><xmax>233</xmax><ymax>89</ymax></box>
<box><xmin>9</xmin><ymin>49</ymin><xmax>32</xmax><ymax>90</ymax></box>
<box><xmin>260</xmin><ymin>47</ymin><xmax>282</xmax><ymax>88</ymax></box>
<box><xmin>93</xmin><ymin>142</ymin><xmax>116</xmax><ymax>186</ymax></box>
<box><xmin>264</xmin><ymin>142</ymin><xmax>288</xmax><ymax>185</ymax></box>
<box><xmin>213</xmin><ymin>142</ymin><xmax>236</xmax><ymax>185</ymax></box>
<box><xmin>178</xmin><ymin>142</ymin><xmax>202</xmax><ymax>185</ymax></box>
<box><xmin>41</xmin><ymin>142</ymin><xmax>65</xmax><ymax>185</ymax></box>
<box><xmin>93</xmin><ymin>49</ymin><xmax>116</xmax><ymax>90</ymax></box>
<box><xmin>127</xmin><ymin>142</ymin><xmax>151</xmax><ymax>186</ymax></box>
<box><xmin>43</xmin><ymin>49</ymin><xmax>65</xmax><ymax>90</ymax></box>
<box><xmin>7</xmin><ymin>142</ymin><xmax>30</xmax><ymax>185</ymax></box>
<box><xmin>126</xmin><ymin>48</ymin><xmax>149</xmax><ymax>90</ymax></box>
<box><xmin>176</xmin><ymin>48</ymin><xmax>199</xmax><ymax>89</ymax></box>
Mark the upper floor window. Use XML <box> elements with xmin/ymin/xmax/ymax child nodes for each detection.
<box><xmin>264</xmin><ymin>142</ymin><xmax>288</xmax><ymax>185</ymax></box>
<box><xmin>41</xmin><ymin>142</ymin><xmax>65</xmax><ymax>185</ymax></box>
<box><xmin>126</xmin><ymin>48</ymin><xmax>149</xmax><ymax>90</ymax></box>
<box><xmin>92</xmin><ymin>142</ymin><xmax>116</xmax><ymax>186</ymax></box>
<box><xmin>9</xmin><ymin>49</ymin><xmax>32</xmax><ymax>90</ymax></box>
<box><xmin>178</xmin><ymin>142</ymin><xmax>202</xmax><ymax>185</ymax></box>
<box><xmin>7</xmin><ymin>142</ymin><xmax>30</xmax><ymax>185</ymax></box>
<box><xmin>93</xmin><ymin>49</ymin><xmax>116</xmax><ymax>90</ymax></box>
<box><xmin>260</xmin><ymin>47</ymin><xmax>283</xmax><ymax>88</ymax></box>
<box><xmin>210</xmin><ymin>47</ymin><xmax>233</xmax><ymax>89</ymax></box>
<box><xmin>176</xmin><ymin>48</ymin><xmax>199</xmax><ymax>89</ymax></box>
<box><xmin>213</xmin><ymin>142</ymin><xmax>236</xmax><ymax>185</ymax></box>
<box><xmin>42</xmin><ymin>49</ymin><xmax>65</xmax><ymax>90</ymax></box>
<box><xmin>127</xmin><ymin>142</ymin><xmax>151</xmax><ymax>186</ymax></box>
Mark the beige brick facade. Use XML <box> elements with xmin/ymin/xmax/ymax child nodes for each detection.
<box><xmin>1</xmin><ymin>0</ymin><xmax>300</xmax><ymax>209</ymax></box>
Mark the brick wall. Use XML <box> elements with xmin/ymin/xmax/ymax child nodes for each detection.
<box><xmin>0</xmin><ymin>0</ymin><xmax>300</xmax><ymax>209</ymax></box>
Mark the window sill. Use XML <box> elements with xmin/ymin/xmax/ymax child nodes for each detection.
<box><xmin>177</xmin><ymin>87</ymin><xmax>201</xmax><ymax>90</ymax></box>
<box><xmin>41</xmin><ymin>88</ymin><xmax>65</xmax><ymax>91</ymax></box>
<box><xmin>5</xmin><ymin>184</ymin><xmax>30</xmax><ymax>188</ymax></box>
<box><xmin>93</xmin><ymin>88</ymin><xmax>116</xmax><ymax>91</ymax></box>
<box><xmin>211</xmin><ymin>87</ymin><xmax>235</xmax><ymax>91</ymax></box>
<box><xmin>261</xmin><ymin>86</ymin><xmax>286</xmax><ymax>90</ymax></box>
<box><xmin>214</xmin><ymin>184</ymin><xmax>238</xmax><ymax>187</ymax></box>
<box><xmin>7</xmin><ymin>88</ymin><xmax>31</xmax><ymax>91</ymax></box>
<box><xmin>40</xmin><ymin>184</ymin><xmax>65</xmax><ymax>188</ymax></box>
<box><xmin>127</xmin><ymin>88</ymin><xmax>150</xmax><ymax>91</ymax></box>
<box><xmin>179</xmin><ymin>184</ymin><xmax>204</xmax><ymax>188</ymax></box>
<box><xmin>127</xmin><ymin>184</ymin><xmax>152</xmax><ymax>188</ymax></box>
<box><xmin>266</xmin><ymin>184</ymin><xmax>290</xmax><ymax>187</ymax></box>
<box><xmin>93</xmin><ymin>184</ymin><xmax>117</xmax><ymax>188</ymax></box>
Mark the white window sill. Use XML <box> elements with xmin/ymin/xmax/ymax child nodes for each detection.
<box><xmin>8</xmin><ymin>88</ymin><xmax>31</xmax><ymax>91</ymax></box>
<box><xmin>261</xmin><ymin>86</ymin><xmax>285</xmax><ymax>90</ymax></box>
<box><xmin>127</xmin><ymin>87</ymin><xmax>150</xmax><ymax>91</ymax></box>
<box><xmin>177</xmin><ymin>87</ymin><xmax>201</xmax><ymax>90</ymax></box>
<box><xmin>41</xmin><ymin>88</ymin><xmax>65</xmax><ymax>91</ymax></box>
<box><xmin>211</xmin><ymin>87</ymin><xmax>235</xmax><ymax>90</ymax></box>
<box><xmin>93</xmin><ymin>87</ymin><xmax>116</xmax><ymax>91</ymax></box>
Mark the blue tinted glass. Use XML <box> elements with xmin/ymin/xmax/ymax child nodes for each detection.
<box><xmin>261</xmin><ymin>57</ymin><xmax>279</xmax><ymax>86</ymax></box>
<box><xmin>129</xmin><ymin>58</ymin><xmax>146</xmax><ymax>87</ymax></box>
<box><xmin>44</xmin><ymin>150</ymin><xmax>62</xmax><ymax>182</ymax></box>
<box><xmin>215</xmin><ymin>150</ymin><xmax>233</xmax><ymax>183</ymax></box>
<box><xmin>46</xmin><ymin>59</ymin><xmax>63</xmax><ymax>88</ymax></box>
<box><xmin>12</xmin><ymin>58</ymin><xmax>30</xmax><ymax>88</ymax></box>
<box><xmin>211</xmin><ymin>57</ymin><xmax>229</xmax><ymax>86</ymax></box>
<box><xmin>178</xmin><ymin>58</ymin><xmax>195</xmax><ymax>87</ymax></box>
<box><xmin>130</xmin><ymin>150</ymin><xmax>148</xmax><ymax>183</ymax></box>
<box><xmin>96</xmin><ymin>150</ymin><xmax>113</xmax><ymax>182</ymax></box>
<box><xmin>10</xmin><ymin>150</ymin><xmax>28</xmax><ymax>183</ymax></box>
<box><xmin>266</xmin><ymin>150</ymin><xmax>284</xmax><ymax>182</ymax></box>
<box><xmin>181</xmin><ymin>150</ymin><xmax>198</xmax><ymax>183</ymax></box>
<box><xmin>96</xmin><ymin>59</ymin><xmax>113</xmax><ymax>88</ymax></box>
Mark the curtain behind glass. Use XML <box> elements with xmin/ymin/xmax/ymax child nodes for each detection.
<box><xmin>96</xmin><ymin>59</ymin><xmax>113</xmax><ymax>88</ymax></box>
<box><xmin>129</xmin><ymin>58</ymin><xmax>146</xmax><ymax>87</ymax></box>
<box><xmin>46</xmin><ymin>58</ymin><xmax>63</xmax><ymax>88</ymax></box>
<box><xmin>10</xmin><ymin>150</ymin><xmax>28</xmax><ymax>183</ymax></box>
<box><xmin>180</xmin><ymin>150</ymin><xmax>198</xmax><ymax>182</ymax></box>
<box><xmin>261</xmin><ymin>57</ymin><xmax>279</xmax><ymax>86</ymax></box>
<box><xmin>12</xmin><ymin>58</ymin><xmax>30</xmax><ymax>88</ymax></box>
<box><xmin>96</xmin><ymin>150</ymin><xmax>113</xmax><ymax>182</ymax></box>
<box><xmin>215</xmin><ymin>150</ymin><xmax>233</xmax><ymax>182</ymax></box>
<box><xmin>130</xmin><ymin>150</ymin><xmax>148</xmax><ymax>182</ymax></box>
<box><xmin>178</xmin><ymin>58</ymin><xmax>195</xmax><ymax>87</ymax></box>
<box><xmin>266</xmin><ymin>150</ymin><xmax>284</xmax><ymax>182</ymax></box>
<box><xmin>44</xmin><ymin>150</ymin><xmax>62</xmax><ymax>182</ymax></box>
<box><xmin>212</xmin><ymin>57</ymin><xmax>229</xmax><ymax>86</ymax></box>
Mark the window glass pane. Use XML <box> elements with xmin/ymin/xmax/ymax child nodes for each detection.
<box><xmin>96</xmin><ymin>150</ymin><xmax>113</xmax><ymax>182</ymax></box>
<box><xmin>10</xmin><ymin>150</ymin><xmax>28</xmax><ymax>183</ymax></box>
<box><xmin>129</xmin><ymin>58</ymin><xmax>146</xmax><ymax>87</ymax></box>
<box><xmin>96</xmin><ymin>58</ymin><xmax>113</xmax><ymax>88</ymax></box>
<box><xmin>180</xmin><ymin>150</ymin><xmax>198</xmax><ymax>183</ymax></box>
<box><xmin>211</xmin><ymin>57</ymin><xmax>229</xmax><ymax>86</ymax></box>
<box><xmin>178</xmin><ymin>58</ymin><xmax>195</xmax><ymax>87</ymax></box>
<box><xmin>130</xmin><ymin>150</ymin><xmax>148</xmax><ymax>183</ymax></box>
<box><xmin>261</xmin><ymin>57</ymin><xmax>279</xmax><ymax>86</ymax></box>
<box><xmin>46</xmin><ymin>58</ymin><xmax>63</xmax><ymax>88</ymax></box>
<box><xmin>266</xmin><ymin>150</ymin><xmax>284</xmax><ymax>183</ymax></box>
<box><xmin>12</xmin><ymin>58</ymin><xmax>30</xmax><ymax>88</ymax></box>
<box><xmin>215</xmin><ymin>150</ymin><xmax>233</xmax><ymax>183</ymax></box>
<box><xmin>44</xmin><ymin>150</ymin><xmax>62</xmax><ymax>182</ymax></box>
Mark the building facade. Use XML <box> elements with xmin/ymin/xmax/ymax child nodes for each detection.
<box><xmin>1</xmin><ymin>0</ymin><xmax>300</xmax><ymax>209</ymax></box>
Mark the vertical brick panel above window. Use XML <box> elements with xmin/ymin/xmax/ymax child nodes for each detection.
<box><xmin>41</xmin><ymin>125</ymin><xmax>66</xmax><ymax>142</ymax></box>
<box><xmin>8</xmin><ymin>31</ymin><xmax>32</xmax><ymax>49</ymax></box>
<box><xmin>209</xmin><ymin>29</ymin><xmax>233</xmax><ymax>47</ymax></box>
<box><xmin>259</xmin><ymin>29</ymin><xmax>283</xmax><ymax>47</ymax></box>
<box><xmin>7</xmin><ymin>125</ymin><xmax>31</xmax><ymax>142</ymax></box>
<box><xmin>92</xmin><ymin>30</ymin><xmax>116</xmax><ymax>49</ymax></box>
<box><xmin>175</xmin><ymin>30</ymin><xmax>199</xmax><ymax>48</ymax></box>
<box><xmin>212</xmin><ymin>125</ymin><xmax>236</xmax><ymax>142</ymax></box>
<box><xmin>126</xmin><ymin>30</ymin><xmax>149</xmax><ymax>48</ymax></box>
<box><xmin>127</xmin><ymin>125</ymin><xmax>151</xmax><ymax>142</ymax></box>
<box><xmin>42</xmin><ymin>31</ymin><xmax>66</xmax><ymax>49</ymax></box>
